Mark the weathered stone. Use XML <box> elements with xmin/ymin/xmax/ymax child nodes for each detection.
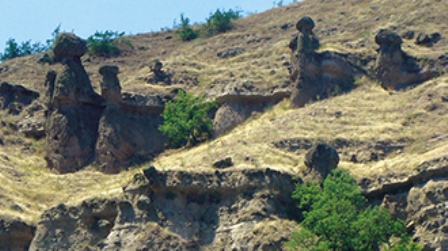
<box><xmin>52</xmin><ymin>32</ymin><xmax>87</xmax><ymax>62</ymax></box>
<box><xmin>375</xmin><ymin>29</ymin><xmax>438</xmax><ymax>90</ymax></box>
<box><xmin>95</xmin><ymin>66</ymin><xmax>168</xmax><ymax>173</ymax></box>
<box><xmin>0</xmin><ymin>216</ymin><xmax>36</xmax><ymax>251</ymax></box>
<box><xmin>146</xmin><ymin>59</ymin><xmax>172</xmax><ymax>85</ymax></box>
<box><xmin>289</xmin><ymin>16</ymin><xmax>360</xmax><ymax>108</ymax></box>
<box><xmin>415</xmin><ymin>32</ymin><xmax>441</xmax><ymax>47</ymax></box>
<box><xmin>217</xmin><ymin>48</ymin><xmax>245</xmax><ymax>59</ymax></box>
<box><xmin>45</xmin><ymin>106</ymin><xmax>103</xmax><ymax>173</ymax></box>
<box><xmin>45</xmin><ymin>33</ymin><xmax>105</xmax><ymax>173</ymax></box>
<box><xmin>33</xmin><ymin>168</ymin><xmax>297</xmax><ymax>250</ymax></box>
<box><xmin>19</xmin><ymin>117</ymin><xmax>45</xmax><ymax>139</ymax></box>
<box><xmin>99</xmin><ymin>65</ymin><xmax>121</xmax><ymax>103</ymax></box>
<box><xmin>304</xmin><ymin>142</ymin><xmax>339</xmax><ymax>182</ymax></box>
<box><xmin>0</xmin><ymin>82</ymin><xmax>40</xmax><ymax>115</ymax></box>
<box><xmin>213</xmin><ymin>157</ymin><xmax>233</xmax><ymax>169</ymax></box>
<box><xmin>95</xmin><ymin>104</ymin><xmax>167</xmax><ymax>173</ymax></box>
<box><xmin>30</xmin><ymin>198</ymin><xmax>118</xmax><ymax>250</ymax></box>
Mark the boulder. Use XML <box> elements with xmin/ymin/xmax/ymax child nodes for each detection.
<box><xmin>213</xmin><ymin>101</ymin><xmax>264</xmax><ymax>137</ymax></box>
<box><xmin>213</xmin><ymin>157</ymin><xmax>233</xmax><ymax>169</ymax></box>
<box><xmin>145</xmin><ymin>59</ymin><xmax>172</xmax><ymax>85</ymax></box>
<box><xmin>415</xmin><ymin>32</ymin><xmax>441</xmax><ymax>47</ymax></box>
<box><xmin>0</xmin><ymin>216</ymin><xmax>36</xmax><ymax>251</ymax></box>
<box><xmin>304</xmin><ymin>142</ymin><xmax>340</xmax><ymax>182</ymax></box>
<box><xmin>375</xmin><ymin>29</ymin><xmax>438</xmax><ymax>90</ymax></box>
<box><xmin>289</xmin><ymin>16</ymin><xmax>361</xmax><ymax>108</ymax></box>
<box><xmin>0</xmin><ymin>82</ymin><xmax>40</xmax><ymax>115</ymax></box>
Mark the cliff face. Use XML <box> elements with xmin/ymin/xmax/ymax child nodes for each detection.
<box><xmin>29</xmin><ymin>167</ymin><xmax>299</xmax><ymax>251</ymax></box>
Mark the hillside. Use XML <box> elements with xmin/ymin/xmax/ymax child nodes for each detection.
<box><xmin>0</xmin><ymin>0</ymin><xmax>448</xmax><ymax>249</ymax></box>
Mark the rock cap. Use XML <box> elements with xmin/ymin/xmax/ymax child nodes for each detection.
<box><xmin>52</xmin><ymin>33</ymin><xmax>87</xmax><ymax>60</ymax></box>
<box><xmin>296</xmin><ymin>16</ymin><xmax>315</xmax><ymax>32</ymax></box>
<box><xmin>375</xmin><ymin>29</ymin><xmax>403</xmax><ymax>45</ymax></box>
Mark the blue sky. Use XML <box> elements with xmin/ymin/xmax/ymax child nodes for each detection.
<box><xmin>0</xmin><ymin>0</ymin><xmax>295</xmax><ymax>52</ymax></box>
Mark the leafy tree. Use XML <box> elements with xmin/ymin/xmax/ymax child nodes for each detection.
<box><xmin>159</xmin><ymin>90</ymin><xmax>216</xmax><ymax>147</ymax></box>
<box><xmin>175</xmin><ymin>13</ymin><xmax>200</xmax><ymax>41</ymax></box>
<box><xmin>287</xmin><ymin>169</ymin><xmax>422</xmax><ymax>251</ymax></box>
<box><xmin>203</xmin><ymin>8</ymin><xmax>242</xmax><ymax>36</ymax></box>
<box><xmin>0</xmin><ymin>38</ymin><xmax>47</xmax><ymax>61</ymax></box>
<box><xmin>0</xmin><ymin>24</ymin><xmax>61</xmax><ymax>62</ymax></box>
<box><xmin>87</xmin><ymin>30</ymin><xmax>131</xmax><ymax>57</ymax></box>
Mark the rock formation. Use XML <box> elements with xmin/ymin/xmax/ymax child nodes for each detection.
<box><xmin>18</xmin><ymin>101</ymin><xmax>47</xmax><ymax>139</ymax></box>
<box><xmin>303</xmin><ymin>142</ymin><xmax>340</xmax><ymax>182</ymax></box>
<box><xmin>44</xmin><ymin>33</ymin><xmax>105</xmax><ymax>173</ymax></box>
<box><xmin>289</xmin><ymin>16</ymin><xmax>362</xmax><ymax>108</ymax></box>
<box><xmin>145</xmin><ymin>59</ymin><xmax>172</xmax><ymax>85</ymax></box>
<box><xmin>29</xmin><ymin>199</ymin><xmax>118</xmax><ymax>250</ymax></box>
<box><xmin>212</xmin><ymin>82</ymin><xmax>290</xmax><ymax>137</ymax></box>
<box><xmin>0</xmin><ymin>216</ymin><xmax>36</xmax><ymax>251</ymax></box>
<box><xmin>30</xmin><ymin>167</ymin><xmax>298</xmax><ymax>250</ymax></box>
<box><xmin>95</xmin><ymin>65</ymin><xmax>168</xmax><ymax>173</ymax></box>
<box><xmin>0</xmin><ymin>82</ymin><xmax>40</xmax><ymax>115</ymax></box>
<box><xmin>375</xmin><ymin>29</ymin><xmax>438</xmax><ymax>90</ymax></box>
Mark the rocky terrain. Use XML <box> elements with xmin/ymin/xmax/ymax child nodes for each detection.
<box><xmin>1</xmin><ymin>0</ymin><xmax>448</xmax><ymax>250</ymax></box>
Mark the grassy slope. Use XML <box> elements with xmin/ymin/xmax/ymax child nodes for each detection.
<box><xmin>0</xmin><ymin>0</ymin><xmax>447</xmax><ymax>222</ymax></box>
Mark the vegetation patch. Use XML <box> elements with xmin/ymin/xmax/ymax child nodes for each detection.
<box><xmin>287</xmin><ymin>169</ymin><xmax>421</xmax><ymax>251</ymax></box>
<box><xmin>159</xmin><ymin>90</ymin><xmax>216</xmax><ymax>148</ymax></box>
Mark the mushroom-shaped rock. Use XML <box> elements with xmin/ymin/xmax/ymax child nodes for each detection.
<box><xmin>52</xmin><ymin>33</ymin><xmax>87</xmax><ymax>62</ymax></box>
<box><xmin>99</xmin><ymin>65</ymin><xmax>121</xmax><ymax>103</ymax></box>
<box><xmin>375</xmin><ymin>29</ymin><xmax>403</xmax><ymax>46</ymax></box>
<box><xmin>149</xmin><ymin>59</ymin><xmax>163</xmax><ymax>72</ymax></box>
<box><xmin>295</xmin><ymin>16</ymin><xmax>315</xmax><ymax>32</ymax></box>
<box><xmin>304</xmin><ymin>143</ymin><xmax>340</xmax><ymax>182</ymax></box>
<box><xmin>375</xmin><ymin>29</ymin><xmax>437</xmax><ymax>90</ymax></box>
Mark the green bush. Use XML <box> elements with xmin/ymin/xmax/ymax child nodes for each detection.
<box><xmin>0</xmin><ymin>38</ymin><xmax>46</xmax><ymax>61</ymax></box>
<box><xmin>203</xmin><ymin>8</ymin><xmax>241</xmax><ymax>36</ymax></box>
<box><xmin>286</xmin><ymin>169</ymin><xmax>422</xmax><ymax>251</ymax></box>
<box><xmin>175</xmin><ymin>14</ymin><xmax>200</xmax><ymax>41</ymax></box>
<box><xmin>159</xmin><ymin>90</ymin><xmax>216</xmax><ymax>147</ymax></box>
<box><xmin>0</xmin><ymin>25</ymin><xmax>61</xmax><ymax>62</ymax></box>
<box><xmin>87</xmin><ymin>30</ymin><xmax>131</xmax><ymax>57</ymax></box>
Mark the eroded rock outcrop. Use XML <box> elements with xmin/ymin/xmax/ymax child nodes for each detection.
<box><xmin>95</xmin><ymin>65</ymin><xmax>168</xmax><ymax>173</ymax></box>
<box><xmin>0</xmin><ymin>216</ymin><xmax>36</xmax><ymax>251</ymax></box>
<box><xmin>212</xmin><ymin>82</ymin><xmax>290</xmax><ymax>137</ymax></box>
<box><xmin>45</xmin><ymin>33</ymin><xmax>105</xmax><ymax>173</ymax></box>
<box><xmin>375</xmin><ymin>29</ymin><xmax>438</xmax><ymax>90</ymax></box>
<box><xmin>303</xmin><ymin>142</ymin><xmax>340</xmax><ymax>182</ymax></box>
<box><xmin>145</xmin><ymin>59</ymin><xmax>172</xmax><ymax>85</ymax></box>
<box><xmin>30</xmin><ymin>199</ymin><xmax>118</xmax><ymax>250</ymax></box>
<box><xmin>30</xmin><ymin>167</ymin><xmax>298</xmax><ymax>250</ymax></box>
<box><xmin>289</xmin><ymin>16</ymin><xmax>362</xmax><ymax>108</ymax></box>
<box><xmin>0</xmin><ymin>82</ymin><xmax>40</xmax><ymax>115</ymax></box>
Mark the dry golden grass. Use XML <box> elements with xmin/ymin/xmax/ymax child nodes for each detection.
<box><xmin>0</xmin><ymin>0</ymin><xmax>448</xmax><ymax>223</ymax></box>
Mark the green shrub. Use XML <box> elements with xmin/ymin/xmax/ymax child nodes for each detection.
<box><xmin>159</xmin><ymin>90</ymin><xmax>216</xmax><ymax>147</ymax></box>
<box><xmin>87</xmin><ymin>30</ymin><xmax>131</xmax><ymax>57</ymax></box>
<box><xmin>0</xmin><ymin>38</ymin><xmax>46</xmax><ymax>61</ymax></box>
<box><xmin>0</xmin><ymin>25</ymin><xmax>61</xmax><ymax>62</ymax></box>
<box><xmin>175</xmin><ymin>14</ymin><xmax>200</xmax><ymax>41</ymax></box>
<box><xmin>286</xmin><ymin>169</ymin><xmax>422</xmax><ymax>251</ymax></box>
<box><xmin>203</xmin><ymin>8</ymin><xmax>241</xmax><ymax>36</ymax></box>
